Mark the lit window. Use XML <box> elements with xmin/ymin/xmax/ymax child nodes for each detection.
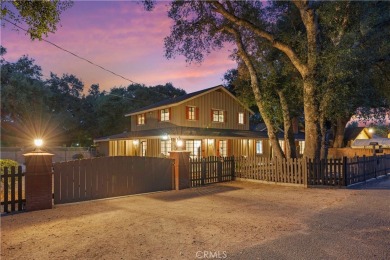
<box><xmin>160</xmin><ymin>140</ymin><xmax>172</xmax><ymax>156</ymax></box>
<box><xmin>141</xmin><ymin>141</ymin><xmax>147</xmax><ymax>156</ymax></box>
<box><xmin>137</xmin><ymin>114</ymin><xmax>145</xmax><ymax>125</ymax></box>
<box><xmin>187</xmin><ymin>106</ymin><xmax>196</xmax><ymax>120</ymax></box>
<box><xmin>185</xmin><ymin>140</ymin><xmax>202</xmax><ymax>158</ymax></box>
<box><xmin>256</xmin><ymin>140</ymin><xmax>263</xmax><ymax>154</ymax></box>
<box><xmin>219</xmin><ymin>140</ymin><xmax>227</xmax><ymax>157</ymax></box>
<box><xmin>299</xmin><ymin>141</ymin><xmax>305</xmax><ymax>155</ymax></box>
<box><xmin>279</xmin><ymin>140</ymin><xmax>285</xmax><ymax>152</ymax></box>
<box><xmin>160</xmin><ymin>108</ymin><xmax>170</xmax><ymax>121</ymax></box>
<box><xmin>212</xmin><ymin>110</ymin><xmax>224</xmax><ymax>123</ymax></box>
<box><xmin>238</xmin><ymin>112</ymin><xmax>244</xmax><ymax>124</ymax></box>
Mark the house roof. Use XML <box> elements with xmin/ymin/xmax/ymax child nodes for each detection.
<box><xmin>95</xmin><ymin>126</ymin><xmax>269</xmax><ymax>142</ymax></box>
<box><xmin>344</xmin><ymin>127</ymin><xmax>371</xmax><ymax>141</ymax></box>
<box><xmin>125</xmin><ymin>85</ymin><xmax>255</xmax><ymax>116</ymax></box>
<box><xmin>352</xmin><ymin>138</ymin><xmax>390</xmax><ymax>148</ymax></box>
<box><xmin>94</xmin><ymin>126</ymin><xmax>305</xmax><ymax>142</ymax></box>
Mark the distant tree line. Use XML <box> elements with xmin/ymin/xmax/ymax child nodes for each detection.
<box><xmin>0</xmin><ymin>46</ymin><xmax>186</xmax><ymax>147</ymax></box>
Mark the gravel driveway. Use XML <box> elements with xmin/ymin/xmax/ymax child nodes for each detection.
<box><xmin>2</xmin><ymin>177</ymin><xmax>390</xmax><ymax>260</ymax></box>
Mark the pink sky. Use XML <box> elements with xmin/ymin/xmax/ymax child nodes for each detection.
<box><xmin>1</xmin><ymin>1</ymin><xmax>236</xmax><ymax>93</ymax></box>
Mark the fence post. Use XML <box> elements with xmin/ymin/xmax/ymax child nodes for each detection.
<box><xmin>23</xmin><ymin>151</ymin><xmax>54</xmax><ymax>211</ymax></box>
<box><xmin>4</xmin><ymin>167</ymin><xmax>9</xmax><ymax>213</ymax></box>
<box><xmin>231</xmin><ymin>156</ymin><xmax>235</xmax><ymax>181</ymax></box>
<box><xmin>343</xmin><ymin>157</ymin><xmax>348</xmax><ymax>186</ymax></box>
<box><xmin>303</xmin><ymin>157</ymin><xmax>308</xmax><ymax>188</ymax></box>
<box><xmin>201</xmin><ymin>158</ymin><xmax>206</xmax><ymax>185</ymax></box>
<box><xmin>169</xmin><ymin>151</ymin><xmax>191</xmax><ymax>190</ymax></box>
<box><xmin>217</xmin><ymin>158</ymin><xmax>223</xmax><ymax>182</ymax></box>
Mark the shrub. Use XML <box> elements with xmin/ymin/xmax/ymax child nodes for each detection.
<box><xmin>72</xmin><ymin>153</ymin><xmax>84</xmax><ymax>160</ymax></box>
<box><xmin>0</xmin><ymin>159</ymin><xmax>19</xmax><ymax>175</ymax></box>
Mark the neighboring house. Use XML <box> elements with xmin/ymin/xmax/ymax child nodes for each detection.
<box><xmin>94</xmin><ymin>85</ymin><xmax>305</xmax><ymax>158</ymax></box>
<box><xmin>344</xmin><ymin>127</ymin><xmax>373</xmax><ymax>147</ymax></box>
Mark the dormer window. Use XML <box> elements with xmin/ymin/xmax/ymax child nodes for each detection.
<box><xmin>136</xmin><ymin>114</ymin><xmax>145</xmax><ymax>125</ymax></box>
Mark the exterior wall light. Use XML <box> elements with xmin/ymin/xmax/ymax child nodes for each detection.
<box><xmin>162</xmin><ymin>133</ymin><xmax>169</xmax><ymax>140</ymax></box>
<box><xmin>176</xmin><ymin>139</ymin><xmax>183</xmax><ymax>147</ymax></box>
<box><xmin>133</xmin><ymin>140</ymin><xmax>139</xmax><ymax>146</ymax></box>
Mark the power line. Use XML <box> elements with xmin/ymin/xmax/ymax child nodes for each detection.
<box><xmin>3</xmin><ymin>18</ymin><xmax>140</xmax><ymax>85</ymax></box>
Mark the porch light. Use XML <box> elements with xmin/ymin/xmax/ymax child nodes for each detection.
<box><xmin>162</xmin><ymin>133</ymin><xmax>169</xmax><ymax>140</ymax></box>
<box><xmin>176</xmin><ymin>139</ymin><xmax>183</xmax><ymax>147</ymax></box>
<box><xmin>368</xmin><ymin>128</ymin><xmax>374</xmax><ymax>134</ymax></box>
<box><xmin>133</xmin><ymin>140</ymin><xmax>139</xmax><ymax>146</ymax></box>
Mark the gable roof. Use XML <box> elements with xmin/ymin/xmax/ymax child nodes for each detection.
<box><xmin>125</xmin><ymin>85</ymin><xmax>255</xmax><ymax>116</ymax></box>
<box><xmin>344</xmin><ymin>127</ymin><xmax>371</xmax><ymax>141</ymax></box>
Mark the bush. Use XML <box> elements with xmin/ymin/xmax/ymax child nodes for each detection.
<box><xmin>0</xmin><ymin>159</ymin><xmax>19</xmax><ymax>175</ymax></box>
<box><xmin>72</xmin><ymin>153</ymin><xmax>84</xmax><ymax>160</ymax></box>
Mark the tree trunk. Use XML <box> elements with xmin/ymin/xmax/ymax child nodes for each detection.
<box><xmin>302</xmin><ymin>77</ymin><xmax>322</xmax><ymax>159</ymax></box>
<box><xmin>332</xmin><ymin>117</ymin><xmax>349</xmax><ymax>148</ymax></box>
<box><xmin>278</xmin><ymin>90</ymin><xmax>297</xmax><ymax>159</ymax></box>
<box><xmin>227</xmin><ymin>26</ymin><xmax>285</xmax><ymax>159</ymax></box>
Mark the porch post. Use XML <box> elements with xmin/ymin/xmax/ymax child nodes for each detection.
<box><xmin>23</xmin><ymin>151</ymin><xmax>54</xmax><ymax>211</ymax></box>
<box><xmin>169</xmin><ymin>151</ymin><xmax>191</xmax><ymax>190</ymax></box>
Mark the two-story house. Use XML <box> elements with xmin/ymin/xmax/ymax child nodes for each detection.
<box><xmin>94</xmin><ymin>85</ymin><xmax>289</xmax><ymax>158</ymax></box>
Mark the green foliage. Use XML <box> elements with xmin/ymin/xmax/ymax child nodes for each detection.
<box><xmin>0</xmin><ymin>159</ymin><xmax>19</xmax><ymax>175</ymax></box>
<box><xmin>1</xmin><ymin>0</ymin><xmax>73</xmax><ymax>39</ymax></box>
<box><xmin>72</xmin><ymin>153</ymin><xmax>84</xmax><ymax>160</ymax></box>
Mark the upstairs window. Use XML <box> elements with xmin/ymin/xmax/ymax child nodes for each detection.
<box><xmin>212</xmin><ymin>109</ymin><xmax>225</xmax><ymax>123</ymax></box>
<box><xmin>186</xmin><ymin>106</ymin><xmax>199</xmax><ymax>120</ymax></box>
<box><xmin>238</xmin><ymin>112</ymin><xmax>245</xmax><ymax>125</ymax></box>
<box><xmin>136</xmin><ymin>114</ymin><xmax>145</xmax><ymax>125</ymax></box>
<box><xmin>159</xmin><ymin>108</ymin><xmax>170</xmax><ymax>121</ymax></box>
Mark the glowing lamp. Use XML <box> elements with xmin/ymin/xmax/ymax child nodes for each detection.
<box><xmin>176</xmin><ymin>139</ymin><xmax>183</xmax><ymax>147</ymax></box>
<box><xmin>162</xmin><ymin>134</ymin><xmax>169</xmax><ymax>140</ymax></box>
<box><xmin>133</xmin><ymin>140</ymin><xmax>139</xmax><ymax>145</ymax></box>
<box><xmin>368</xmin><ymin>128</ymin><xmax>374</xmax><ymax>134</ymax></box>
<box><xmin>34</xmin><ymin>139</ymin><xmax>43</xmax><ymax>148</ymax></box>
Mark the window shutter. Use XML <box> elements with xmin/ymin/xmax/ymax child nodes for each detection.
<box><xmin>157</xmin><ymin>110</ymin><xmax>161</xmax><ymax>121</ymax></box>
<box><xmin>243</xmin><ymin>113</ymin><xmax>246</xmax><ymax>124</ymax></box>
<box><xmin>227</xmin><ymin>140</ymin><xmax>232</xmax><ymax>157</ymax></box>
<box><xmin>211</xmin><ymin>110</ymin><xmax>214</xmax><ymax>122</ymax></box>
<box><xmin>196</xmin><ymin>107</ymin><xmax>199</xmax><ymax>120</ymax></box>
<box><xmin>144</xmin><ymin>113</ymin><xmax>147</xmax><ymax>124</ymax></box>
<box><xmin>185</xmin><ymin>106</ymin><xmax>189</xmax><ymax>120</ymax></box>
<box><xmin>224</xmin><ymin>111</ymin><xmax>227</xmax><ymax>123</ymax></box>
<box><xmin>168</xmin><ymin>108</ymin><xmax>171</xmax><ymax>120</ymax></box>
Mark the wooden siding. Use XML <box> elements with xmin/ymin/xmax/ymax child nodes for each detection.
<box><xmin>130</xmin><ymin>89</ymin><xmax>250</xmax><ymax>131</ymax></box>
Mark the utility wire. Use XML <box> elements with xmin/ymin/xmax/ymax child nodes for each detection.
<box><xmin>3</xmin><ymin>18</ymin><xmax>140</xmax><ymax>84</ymax></box>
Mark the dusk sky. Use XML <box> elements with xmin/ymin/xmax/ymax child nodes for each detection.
<box><xmin>2</xmin><ymin>1</ymin><xmax>236</xmax><ymax>93</ymax></box>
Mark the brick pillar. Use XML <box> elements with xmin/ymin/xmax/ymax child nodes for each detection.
<box><xmin>23</xmin><ymin>152</ymin><xmax>54</xmax><ymax>211</ymax></box>
<box><xmin>169</xmin><ymin>151</ymin><xmax>191</xmax><ymax>190</ymax></box>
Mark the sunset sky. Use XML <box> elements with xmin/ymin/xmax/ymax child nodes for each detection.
<box><xmin>2</xmin><ymin>1</ymin><xmax>236</xmax><ymax>93</ymax></box>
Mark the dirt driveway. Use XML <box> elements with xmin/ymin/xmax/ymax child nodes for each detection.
<box><xmin>2</xmin><ymin>178</ymin><xmax>390</xmax><ymax>260</ymax></box>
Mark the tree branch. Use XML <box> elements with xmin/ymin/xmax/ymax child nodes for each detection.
<box><xmin>211</xmin><ymin>1</ymin><xmax>309</xmax><ymax>78</ymax></box>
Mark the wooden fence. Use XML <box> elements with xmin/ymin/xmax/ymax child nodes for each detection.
<box><xmin>53</xmin><ymin>156</ymin><xmax>174</xmax><ymax>204</ymax></box>
<box><xmin>235</xmin><ymin>157</ymin><xmax>307</xmax><ymax>186</ymax></box>
<box><xmin>190</xmin><ymin>156</ymin><xmax>234</xmax><ymax>187</ymax></box>
<box><xmin>1</xmin><ymin>166</ymin><xmax>25</xmax><ymax>213</ymax></box>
